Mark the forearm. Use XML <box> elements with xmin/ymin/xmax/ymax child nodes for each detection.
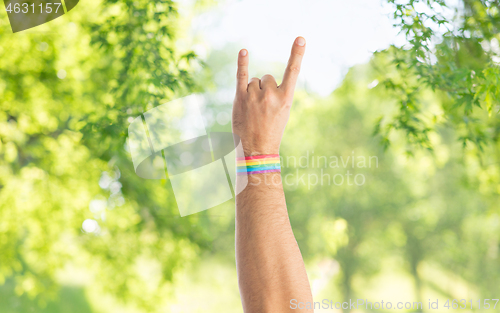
<box><xmin>236</xmin><ymin>173</ymin><xmax>313</xmax><ymax>312</ymax></box>
<box><xmin>232</xmin><ymin>37</ymin><xmax>311</xmax><ymax>312</ymax></box>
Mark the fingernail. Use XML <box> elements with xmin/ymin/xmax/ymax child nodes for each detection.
<box><xmin>296</xmin><ymin>37</ymin><xmax>305</xmax><ymax>46</ymax></box>
<box><xmin>240</xmin><ymin>49</ymin><xmax>247</xmax><ymax>56</ymax></box>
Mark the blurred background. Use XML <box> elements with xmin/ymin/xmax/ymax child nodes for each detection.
<box><xmin>1</xmin><ymin>0</ymin><xmax>500</xmax><ymax>312</ymax></box>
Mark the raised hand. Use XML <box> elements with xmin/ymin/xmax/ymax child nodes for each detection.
<box><xmin>232</xmin><ymin>37</ymin><xmax>306</xmax><ymax>156</ymax></box>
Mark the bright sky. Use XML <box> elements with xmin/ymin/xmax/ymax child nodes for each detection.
<box><xmin>189</xmin><ymin>0</ymin><xmax>406</xmax><ymax>96</ymax></box>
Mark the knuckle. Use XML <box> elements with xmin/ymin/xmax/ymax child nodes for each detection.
<box><xmin>262</xmin><ymin>90</ymin><xmax>277</xmax><ymax>103</ymax></box>
<box><xmin>294</xmin><ymin>50</ymin><xmax>305</xmax><ymax>57</ymax></box>
<box><xmin>261</xmin><ymin>74</ymin><xmax>275</xmax><ymax>80</ymax></box>
<box><xmin>288</xmin><ymin>65</ymin><xmax>301</xmax><ymax>74</ymax></box>
<box><xmin>248</xmin><ymin>90</ymin><xmax>258</xmax><ymax>100</ymax></box>
<box><xmin>292</xmin><ymin>47</ymin><xmax>305</xmax><ymax>57</ymax></box>
<box><xmin>237</xmin><ymin>71</ymin><xmax>247</xmax><ymax>78</ymax></box>
<box><xmin>262</xmin><ymin>92</ymin><xmax>273</xmax><ymax>101</ymax></box>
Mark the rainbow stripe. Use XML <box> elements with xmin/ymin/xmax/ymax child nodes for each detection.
<box><xmin>236</xmin><ymin>154</ymin><xmax>281</xmax><ymax>175</ymax></box>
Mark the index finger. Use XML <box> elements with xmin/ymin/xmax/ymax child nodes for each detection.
<box><xmin>236</xmin><ymin>49</ymin><xmax>249</xmax><ymax>95</ymax></box>
<box><xmin>280</xmin><ymin>37</ymin><xmax>306</xmax><ymax>97</ymax></box>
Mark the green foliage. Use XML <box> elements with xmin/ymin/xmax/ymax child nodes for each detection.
<box><xmin>0</xmin><ymin>0</ymin><xmax>215</xmax><ymax>311</ymax></box>
<box><xmin>378</xmin><ymin>0</ymin><xmax>500</xmax><ymax>153</ymax></box>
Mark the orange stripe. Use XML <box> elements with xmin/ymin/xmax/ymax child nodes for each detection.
<box><xmin>237</xmin><ymin>159</ymin><xmax>280</xmax><ymax>166</ymax></box>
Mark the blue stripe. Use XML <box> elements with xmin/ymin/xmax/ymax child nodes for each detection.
<box><xmin>237</xmin><ymin>164</ymin><xmax>281</xmax><ymax>173</ymax></box>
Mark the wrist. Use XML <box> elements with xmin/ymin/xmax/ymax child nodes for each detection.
<box><xmin>241</xmin><ymin>143</ymin><xmax>280</xmax><ymax>157</ymax></box>
<box><xmin>243</xmin><ymin>149</ymin><xmax>280</xmax><ymax>157</ymax></box>
<box><xmin>236</xmin><ymin>154</ymin><xmax>281</xmax><ymax>176</ymax></box>
<box><xmin>231</xmin><ymin>130</ymin><xmax>281</xmax><ymax>157</ymax></box>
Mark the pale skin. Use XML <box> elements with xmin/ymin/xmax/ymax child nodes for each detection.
<box><xmin>232</xmin><ymin>37</ymin><xmax>314</xmax><ymax>312</ymax></box>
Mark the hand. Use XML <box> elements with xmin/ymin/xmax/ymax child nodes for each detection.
<box><xmin>232</xmin><ymin>37</ymin><xmax>306</xmax><ymax>156</ymax></box>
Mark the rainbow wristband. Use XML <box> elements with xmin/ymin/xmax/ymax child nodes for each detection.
<box><xmin>236</xmin><ymin>154</ymin><xmax>281</xmax><ymax>175</ymax></box>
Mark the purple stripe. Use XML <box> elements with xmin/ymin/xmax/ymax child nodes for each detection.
<box><xmin>237</xmin><ymin>169</ymin><xmax>281</xmax><ymax>175</ymax></box>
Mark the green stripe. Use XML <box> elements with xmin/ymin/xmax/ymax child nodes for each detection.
<box><xmin>237</xmin><ymin>164</ymin><xmax>281</xmax><ymax>172</ymax></box>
